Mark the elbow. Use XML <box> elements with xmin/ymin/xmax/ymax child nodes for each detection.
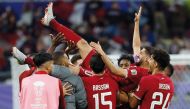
<box><xmin>129</xmin><ymin>102</ymin><xmax>138</xmax><ymax>109</ymax></box>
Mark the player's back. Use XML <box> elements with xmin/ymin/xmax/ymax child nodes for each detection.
<box><xmin>136</xmin><ymin>73</ymin><xmax>174</xmax><ymax>109</ymax></box>
<box><xmin>82</xmin><ymin>73</ymin><xmax>118</xmax><ymax>109</ymax></box>
<box><xmin>20</xmin><ymin>72</ymin><xmax>61</xmax><ymax>109</ymax></box>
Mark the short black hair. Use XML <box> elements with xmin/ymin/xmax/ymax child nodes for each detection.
<box><xmin>28</xmin><ymin>53</ymin><xmax>38</xmax><ymax>58</ymax></box>
<box><xmin>52</xmin><ymin>51</ymin><xmax>65</xmax><ymax>65</ymax></box>
<box><xmin>143</xmin><ymin>46</ymin><xmax>155</xmax><ymax>56</ymax></box>
<box><xmin>118</xmin><ymin>54</ymin><xmax>134</xmax><ymax>65</ymax></box>
<box><xmin>152</xmin><ymin>49</ymin><xmax>170</xmax><ymax>71</ymax></box>
<box><xmin>90</xmin><ymin>53</ymin><xmax>105</xmax><ymax>74</ymax></box>
<box><xmin>33</xmin><ymin>52</ymin><xmax>53</xmax><ymax>67</ymax></box>
<box><xmin>71</xmin><ymin>54</ymin><xmax>82</xmax><ymax>64</ymax></box>
<box><xmin>166</xmin><ymin>64</ymin><xmax>174</xmax><ymax>77</ymax></box>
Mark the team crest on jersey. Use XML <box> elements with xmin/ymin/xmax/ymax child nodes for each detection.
<box><xmin>131</xmin><ymin>69</ymin><xmax>137</xmax><ymax>75</ymax></box>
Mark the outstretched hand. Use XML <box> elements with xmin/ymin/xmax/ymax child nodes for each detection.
<box><xmin>65</xmin><ymin>40</ymin><xmax>77</xmax><ymax>55</ymax></box>
<box><xmin>134</xmin><ymin>6</ymin><xmax>142</xmax><ymax>22</ymax></box>
<box><xmin>90</xmin><ymin>42</ymin><xmax>104</xmax><ymax>55</ymax></box>
<box><xmin>50</xmin><ymin>32</ymin><xmax>65</xmax><ymax>47</ymax></box>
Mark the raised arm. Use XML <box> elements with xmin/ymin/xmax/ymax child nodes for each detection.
<box><xmin>133</xmin><ymin>6</ymin><xmax>142</xmax><ymax>55</ymax></box>
<box><xmin>47</xmin><ymin>32</ymin><xmax>65</xmax><ymax>54</ymax></box>
<box><xmin>90</xmin><ymin>42</ymin><xmax>127</xmax><ymax>78</ymax></box>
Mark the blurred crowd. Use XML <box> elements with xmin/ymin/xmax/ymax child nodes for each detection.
<box><xmin>0</xmin><ymin>0</ymin><xmax>190</xmax><ymax>79</ymax></box>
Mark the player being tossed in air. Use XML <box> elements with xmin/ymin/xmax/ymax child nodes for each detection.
<box><xmin>40</xmin><ymin>2</ymin><xmax>158</xmax><ymax>107</ymax></box>
<box><xmin>41</xmin><ymin>2</ymin><xmax>119</xmax><ymax>109</ymax></box>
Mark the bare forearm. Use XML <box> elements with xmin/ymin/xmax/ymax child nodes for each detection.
<box><xmin>133</xmin><ymin>21</ymin><xmax>141</xmax><ymax>55</ymax></box>
<box><xmin>47</xmin><ymin>45</ymin><xmax>56</xmax><ymax>54</ymax></box>
<box><xmin>128</xmin><ymin>93</ymin><xmax>139</xmax><ymax>109</ymax></box>
<box><xmin>118</xmin><ymin>91</ymin><xmax>129</xmax><ymax>104</ymax></box>
<box><xmin>101</xmin><ymin>52</ymin><xmax>126</xmax><ymax>78</ymax></box>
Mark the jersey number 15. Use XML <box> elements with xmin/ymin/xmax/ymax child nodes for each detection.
<box><xmin>93</xmin><ymin>92</ymin><xmax>112</xmax><ymax>109</ymax></box>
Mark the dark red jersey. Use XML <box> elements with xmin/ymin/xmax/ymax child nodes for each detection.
<box><xmin>82</xmin><ymin>73</ymin><xmax>118</xmax><ymax>109</ymax></box>
<box><xmin>133</xmin><ymin>73</ymin><xmax>174</xmax><ymax>109</ymax></box>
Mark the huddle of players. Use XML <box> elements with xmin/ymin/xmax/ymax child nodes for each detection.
<box><xmin>14</xmin><ymin>2</ymin><xmax>174</xmax><ymax>109</ymax></box>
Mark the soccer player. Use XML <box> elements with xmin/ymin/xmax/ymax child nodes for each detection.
<box><xmin>82</xmin><ymin>53</ymin><xmax>119</xmax><ymax>109</ymax></box>
<box><xmin>19</xmin><ymin>52</ymin><xmax>65</xmax><ymax>109</ymax></box>
<box><xmin>89</xmin><ymin>6</ymin><xmax>153</xmax><ymax>92</ymax></box>
<box><xmin>118</xmin><ymin>54</ymin><xmax>134</xmax><ymax>69</ymax></box>
<box><xmin>128</xmin><ymin>49</ymin><xmax>174</xmax><ymax>109</ymax></box>
<box><xmin>41</xmin><ymin>2</ymin><xmax>96</xmax><ymax>72</ymax></box>
<box><xmin>42</xmin><ymin>3</ymin><xmax>119</xmax><ymax>109</ymax></box>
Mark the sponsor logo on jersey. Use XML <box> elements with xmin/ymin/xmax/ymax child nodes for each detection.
<box><xmin>131</xmin><ymin>69</ymin><xmax>137</xmax><ymax>75</ymax></box>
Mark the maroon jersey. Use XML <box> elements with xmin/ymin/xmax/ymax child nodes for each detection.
<box><xmin>81</xmin><ymin>49</ymin><xmax>96</xmax><ymax>71</ymax></box>
<box><xmin>82</xmin><ymin>74</ymin><xmax>118</xmax><ymax>109</ymax></box>
<box><xmin>133</xmin><ymin>73</ymin><xmax>174</xmax><ymax>109</ymax></box>
<box><xmin>119</xmin><ymin>65</ymin><xmax>149</xmax><ymax>92</ymax></box>
<box><xmin>80</xmin><ymin>50</ymin><xmax>149</xmax><ymax>92</ymax></box>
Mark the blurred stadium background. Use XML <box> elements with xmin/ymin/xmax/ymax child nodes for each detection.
<box><xmin>1</xmin><ymin>0</ymin><xmax>190</xmax><ymax>109</ymax></box>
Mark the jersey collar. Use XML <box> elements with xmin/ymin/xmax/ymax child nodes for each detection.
<box><xmin>34</xmin><ymin>71</ymin><xmax>48</xmax><ymax>74</ymax></box>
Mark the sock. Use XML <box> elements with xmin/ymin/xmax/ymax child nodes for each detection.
<box><xmin>50</xmin><ymin>19</ymin><xmax>81</xmax><ymax>43</ymax></box>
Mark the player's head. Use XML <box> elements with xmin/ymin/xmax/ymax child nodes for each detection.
<box><xmin>33</xmin><ymin>52</ymin><xmax>53</xmax><ymax>73</ymax></box>
<box><xmin>52</xmin><ymin>51</ymin><xmax>70</xmax><ymax>67</ymax></box>
<box><xmin>137</xmin><ymin>46</ymin><xmax>155</xmax><ymax>67</ymax></box>
<box><xmin>148</xmin><ymin>48</ymin><xmax>170</xmax><ymax>73</ymax></box>
<box><xmin>164</xmin><ymin>63</ymin><xmax>174</xmax><ymax>77</ymax></box>
<box><xmin>118</xmin><ymin>54</ymin><xmax>134</xmax><ymax>69</ymax></box>
<box><xmin>71</xmin><ymin>54</ymin><xmax>83</xmax><ymax>66</ymax></box>
<box><xmin>90</xmin><ymin>53</ymin><xmax>105</xmax><ymax>74</ymax></box>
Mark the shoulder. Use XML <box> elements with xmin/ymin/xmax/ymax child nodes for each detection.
<box><xmin>128</xmin><ymin>66</ymin><xmax>148</xmax><ymax>73</ymax></box>
<box><xmin>21</xmin><ymin>76</ymin><xmax>33</xmax><ymax>85</ymax></box>
<box><xmin>140</xmin><ymin>75</ymin><xmax>156</xmax><ymax>83</ymax></box>
<box><xmin>47</xmin><ymin>75</ymin><xmax>60</xmax><ymax>82</ymax></box>
<box><xmin>166</xmin><ymin>77</ymin><xmax>174</xmax><ymax>87</ymax></box>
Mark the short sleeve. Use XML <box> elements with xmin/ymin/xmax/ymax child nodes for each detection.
<box><xmin>79</xmin><ymin>67</ymin><xmax>94</xmax><ymax>77</ymax></box>
<box><xmin>126</xmin><ymin>68</ymin><xmax>140</xmax><ymax>81</ymax></box>
<box><xmin>133</xmin><ymin>77</ymin><xmax>148</xmax><ymax>100</ymax></box>
<box><xmin>127</xmin><ymin>67</ymin><xmax>149</xmax><ymax>83</ymax></box>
